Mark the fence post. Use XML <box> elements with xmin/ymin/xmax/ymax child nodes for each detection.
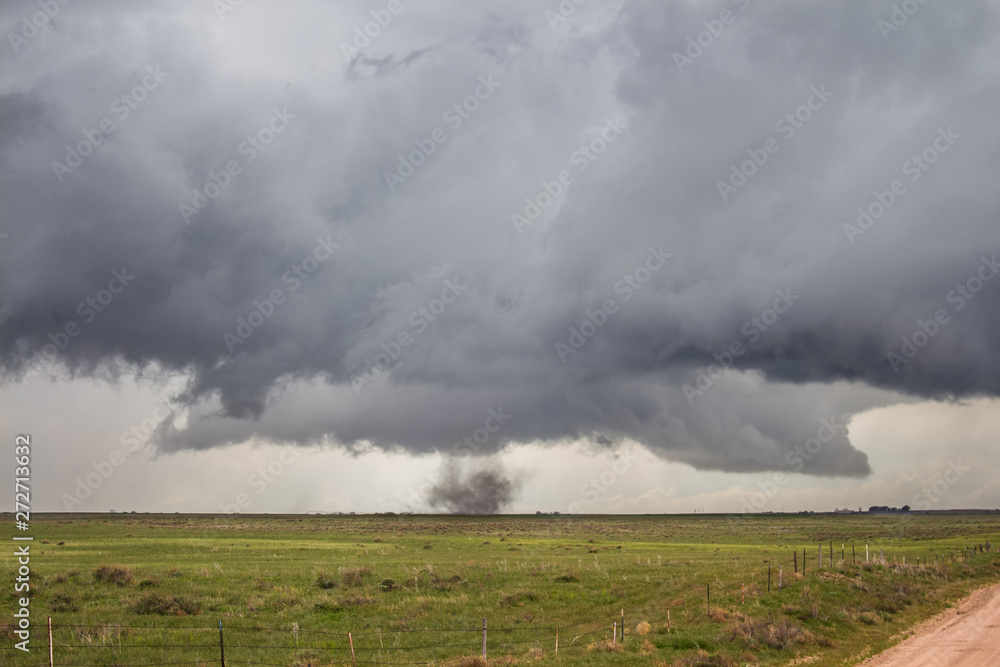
<box><xmin>830</xmin><ymin>541</ymin><xmax>833</xmax><ymax>565</ymax></box>
<box><xmin>219</xmin><ymin>620</ymin><xmax>225</xmax><ymax>667</ymax></box>
<box><xmin>555</xmin><ymin>627</ymin><xmax>558</xmax><ymax>656</ymax></box>
<box><xmin>779</xmin><ymin>565</ymin><xmax>783</xmax><ymax>590</ymax></box>
<box><xmin>349</xmin><ymin>632</ymin><xmax>356</xmax><ymax>667</ymax></box>
<box><xmin>482</xmin><ymin>618</ymin><xmax>487</xmax><ymax>658</ymax></box>
<box><xmin>803</xmin><ymin>548</ymin><xmax>806</xmax><ymax>576</ymax></box>
<box><xmin>768</xmin><ymin>566</ymin><xmax>771</xmax><ymax>592</ymax></box>
<box><xmin>48</xmin><ymin>617</ymin><xmax>53</xmax><ymax>667</ymax></box>
<box><xmin>706</xmin><ymin>584</ymin><xmax>710</xmax><ymax>614</ymax></box>
<box><xmin>612</xmin><ymin>622</ymin><xmax>616</xmax><ymax>646</ymax></box>
<box><xmin>819</xmin><ymin>543</ymin><xmax>822</xmax><ymax>569</ymax></box>
<box><xmin>853</xmin><ymin>544</ymin><xmax>856</xmax><ymax>565</ymax></box>
<box><xmin>667</xmin><ymin>609</ymin><xmax>670</xmax><ymax>633</ymax></box>
<box><xmin>794</xmin><ymin>550</ymin><xmax>798</xmax><ymax>574</ymax></box>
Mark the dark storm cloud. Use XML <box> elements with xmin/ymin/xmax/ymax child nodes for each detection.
<box><xmin>2</xmin><ymin>0</ymin><xmax>998</xmax><ymax>479</ymax></box>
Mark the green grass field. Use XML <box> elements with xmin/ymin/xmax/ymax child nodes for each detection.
<box><xmin>3</xmin><ymin>512</ymin><xmax>999</xmax><ymax>666</ymax></box>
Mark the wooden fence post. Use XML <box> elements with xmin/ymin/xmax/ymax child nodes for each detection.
<box><xmin>482</xmin><ymin>618</ymin><xmax>487</xmax><ymax>658</ymax></box>
<box><xmin>612</xmin><ymin>622</ymin><xmax>616</xmax><ymax>646</ymax></box>
<box><xmin>779</xmin><ymin>565</ymin><xmax>783</xmax><ymax>590</ymax></box>
<box><xmin>819</xmin><ymin>543</ymin><xmax>822</xmax><ymax>568</ymax></box>
<box><xmin>707</xmin><ymin>584</ymin><xmax>710</xmax><ymax>614</ymax></box>
<box><xmin>794</xmin><ymin>550</ymin><xmax>798</xmax><ymax>574</ymax></box>
<box><xmin>348</xmin><ymin>632</ymin><xmax>356</xmax><ymax>667</ymax></box>
<box><xmin>48</xmin><ymin>617</ymin><xmax>53</xmax><ymax>667</ymax></box>
<box><xmin>621</xmin><ymin>609</ymin><xmax>625</xmax><ymax>642</ymax></box>
<box><xmin>768</xmin><ymin>566</ymin><xmax>771</xmax><ymax>592</ymax></box>
<box><xmin>555</xmin><ymin>627</ymin><xmax>558</xmax><ymax>656</ymax></box>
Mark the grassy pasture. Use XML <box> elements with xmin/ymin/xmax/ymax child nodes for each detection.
<box><xmin>2</xmin><ymin>512</ymin><xmax>999</xmax><ymax>666</ymax></box>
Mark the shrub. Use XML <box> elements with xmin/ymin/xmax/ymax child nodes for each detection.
<box><xmin>131</xmin><ymin>594</ymin><xmax>200</xmax><ymax>616</ymax></box>
<box><xmin>728</xmin><ymin>615</ymin><xmax>812</xmax><ymax>649</ymax></box>
<box><xmin>500</xmin><ymin>591</ymin><xmax>537</xmax><ymax>606</ymax></box>
<box><xmin>314</xmin><ymin>594</ymin><xmax>375</xmax><ymax>612</ymax></box>
<box><xmin>859</xmin><ymin>611</ymin><xmax>881</xmax><ymax>625</ymax></box>
<box><xmin>670</xmin><ymin>651</ymin><xmax>738</xmax><ymax>667</ymax></box>
<box><xmin>93</xmin><ymin>566</ymin><xmax>133</xmax><ymax>586</ymax></box>
<box><xmin>316</xmin><ymin>572</ymin><xmax>337</xmax><ymax>589</ymax></box>
<box><xmin>340</xmin><ymin>566</ymin><xmax>375</xmax><ymax>587</ymax></box>
<box><xmin>49</xmin><ymin>593</ymin><xmax>79</xmax><ymax>613</ymax></box>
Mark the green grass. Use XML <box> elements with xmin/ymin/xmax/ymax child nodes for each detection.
<box><xmin>2</xmin><ymin>512</ymin><xmax>998</xmax><ymax>666</ymax></box>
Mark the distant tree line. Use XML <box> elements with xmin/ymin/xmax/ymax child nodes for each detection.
<box><xmin>868</xmin><ymin>505</ymin><xmax>911</xmax><ymax>513</ymax></box>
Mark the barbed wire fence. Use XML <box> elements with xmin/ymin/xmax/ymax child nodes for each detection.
<box><xmin>4</xmin><ymin>541</ymin><xmax>994</xmax><ymax>666</ymax></box>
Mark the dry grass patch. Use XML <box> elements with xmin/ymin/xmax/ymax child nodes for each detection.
<box><xmin>727</xmin><ymin>613</ymin><xmax>813</xmax><ymax>649</ymax></box>
<box><xmin>587</xmin><ymin>638</ymin><xmax>622</xmax><ymax>653</ymax></box>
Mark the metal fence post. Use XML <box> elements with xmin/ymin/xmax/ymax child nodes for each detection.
<box><xmin>219</xmin><ymin>620</ymin><xmax>225</xmax><ymax>667</ymax></box>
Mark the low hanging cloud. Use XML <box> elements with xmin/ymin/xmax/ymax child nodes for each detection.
<box><xmin>1</xmin><ymin>0</ymin><xmax>999</xmax><ymax>482</ymax></box>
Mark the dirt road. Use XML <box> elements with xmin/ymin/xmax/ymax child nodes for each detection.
<box><xmin>859</xmin><ymin>582</ymin><xmax>1000</xmax><ymax>666</ymax></box>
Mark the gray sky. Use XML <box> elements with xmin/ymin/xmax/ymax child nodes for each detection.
<box><xmin>2</xmin><ymin>0</ymin><xmax>999</xmax><ymax>514</ymax></box>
